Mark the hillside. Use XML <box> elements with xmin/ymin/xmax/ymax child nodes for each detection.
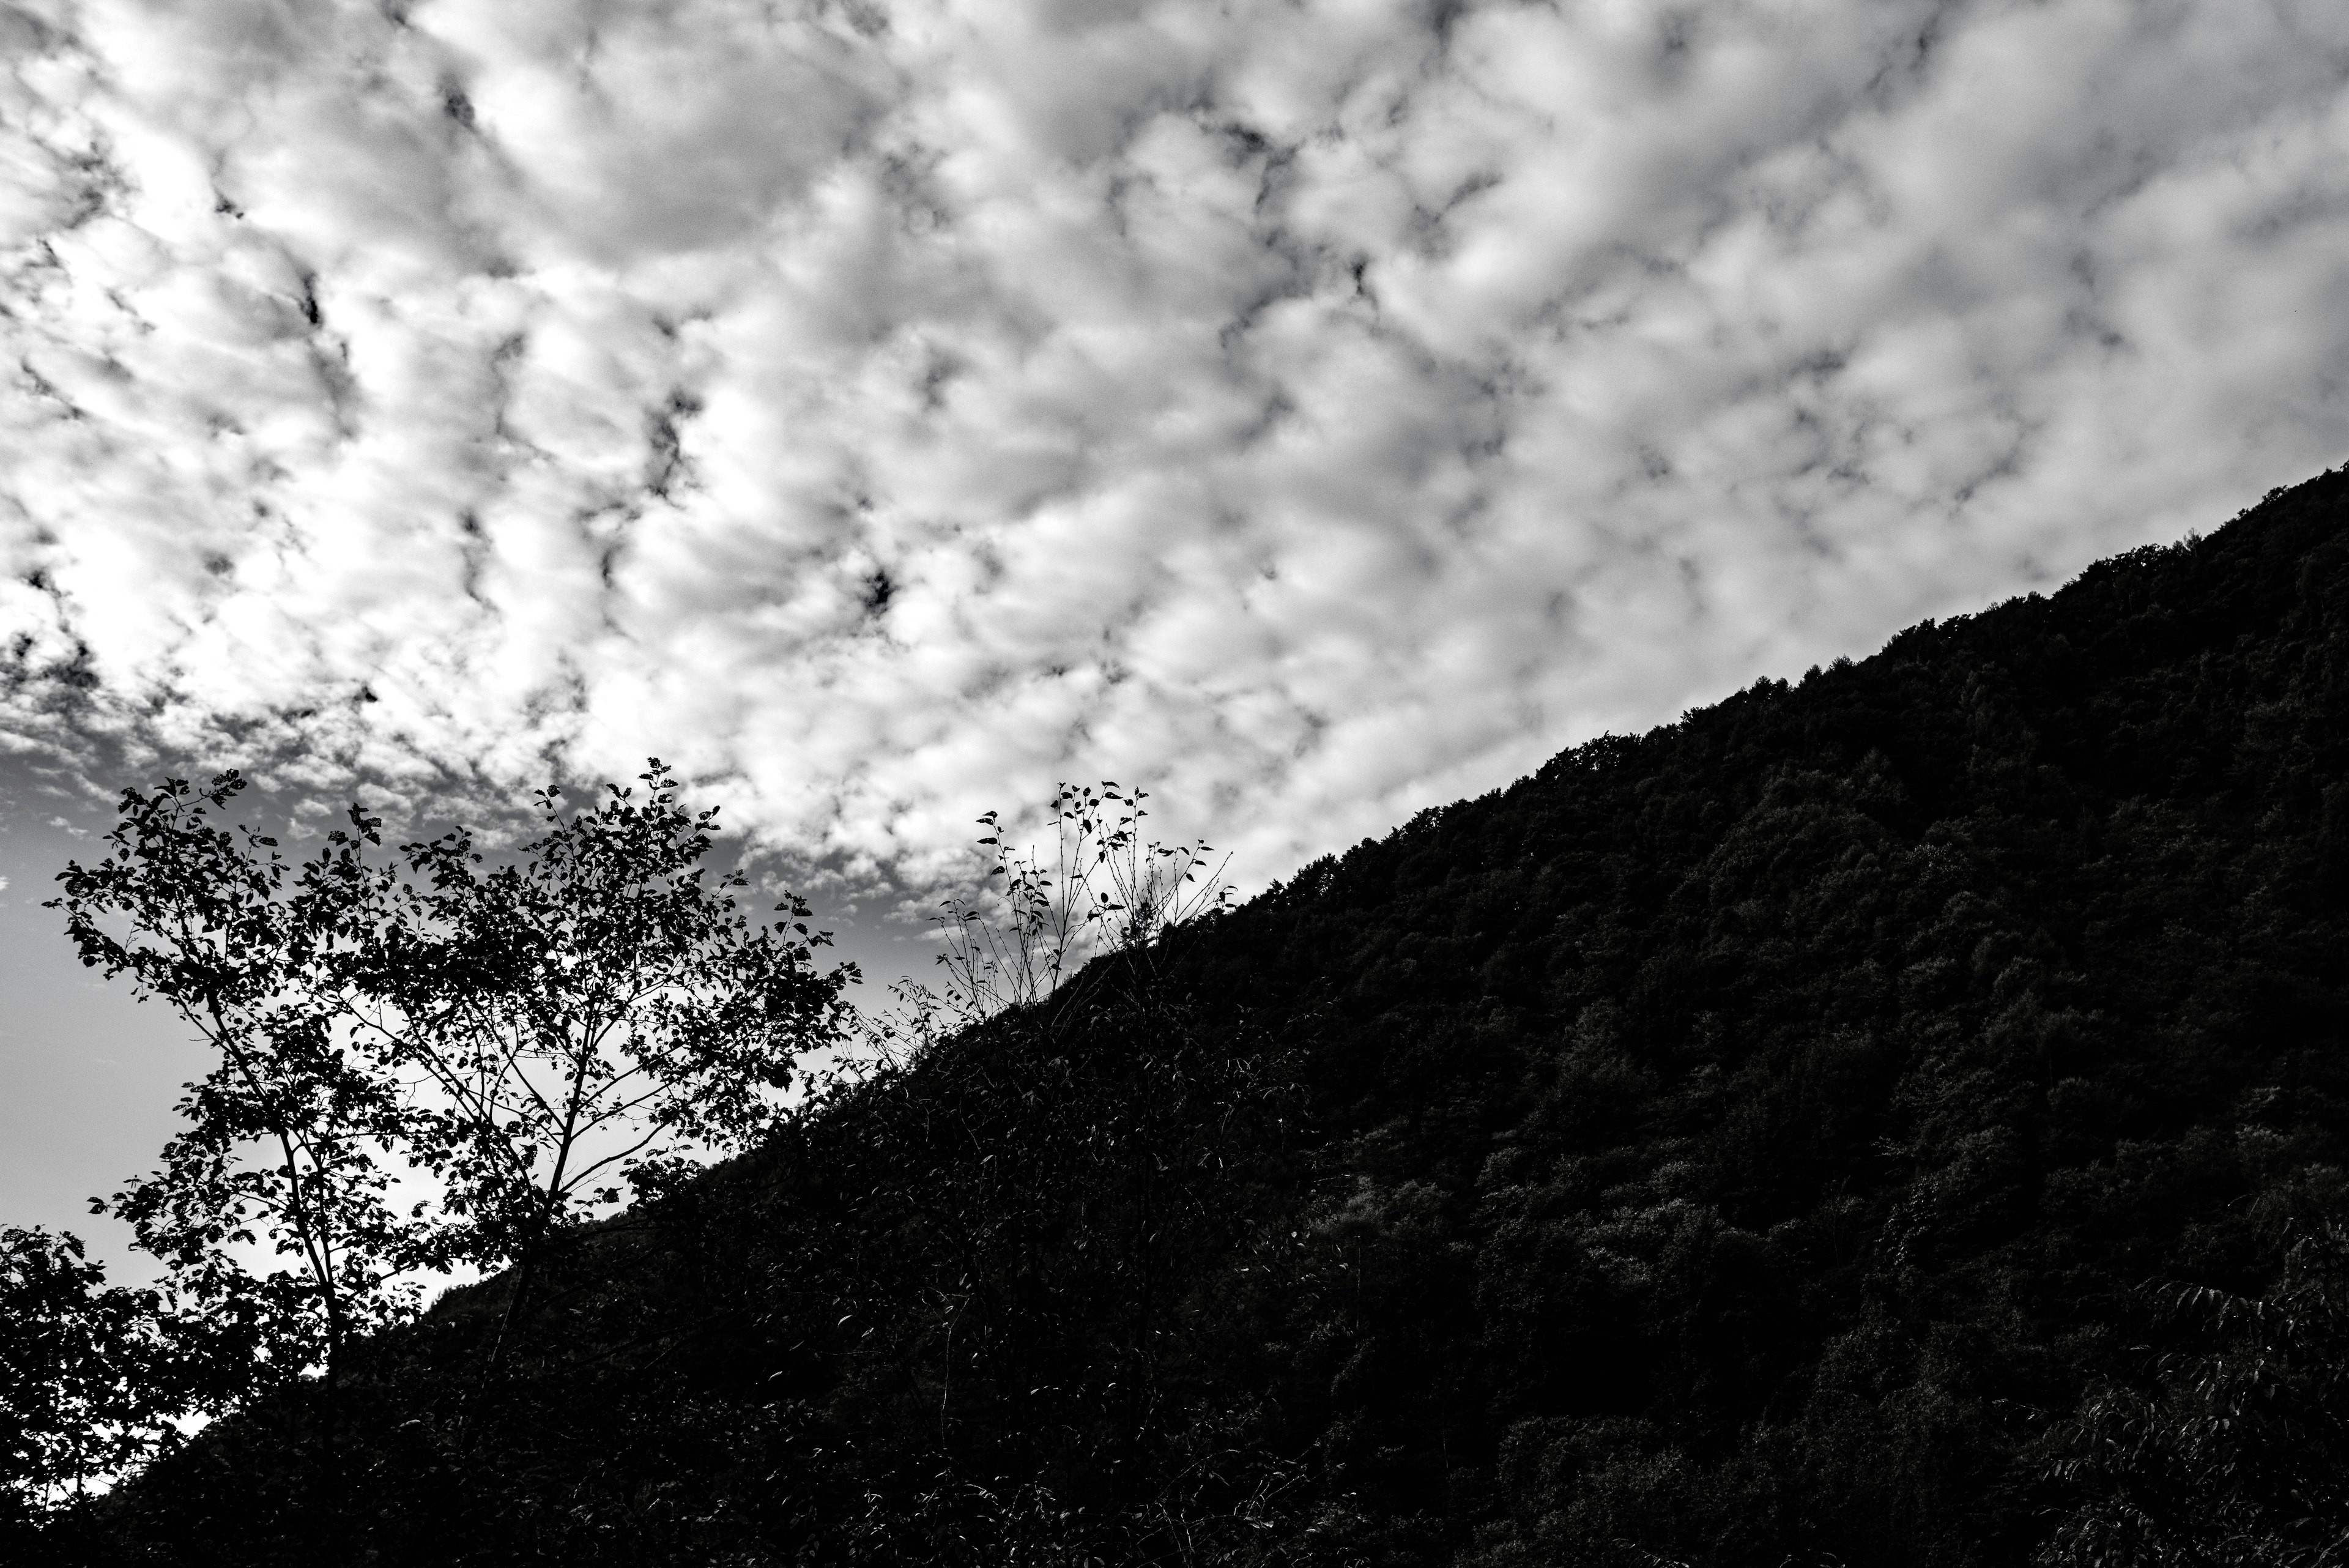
<box><xmin>55</xmin><ymin>469</ymin><xmax>2349</xmax><ymax>1565</ymax></box>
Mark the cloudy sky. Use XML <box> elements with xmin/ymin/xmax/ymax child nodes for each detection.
<box><xmin>6</xmin><ymin>0</ymin><xmax>2349</xmax><ymax>1264</ymax></box>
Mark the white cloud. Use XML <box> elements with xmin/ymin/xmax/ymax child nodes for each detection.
<box><xmin>3</xmin><ymin>0</ymin><xmax>2348</xmax><ymax>903</ymax></box>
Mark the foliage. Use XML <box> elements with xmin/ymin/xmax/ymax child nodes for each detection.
<box><xmin>2035</xmin><ymin>1211</ymin><xmax>2349</xmax><ymax>1566</ymax></box>
<box><xmin>2</xmin><ymin>1228</ymin><xmax>186</xmax><ymax>1518</ymax></box>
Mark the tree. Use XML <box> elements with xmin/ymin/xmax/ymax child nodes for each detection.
<box><xmin>347</xmin><ymin>763</ymin><xmax>857</xmax><ymax>1384</ymax></box>
<box><xmin>50</xmin><ymin>773</ymin><xmax>441</xmax><ymax>1462</ymax></box>
<box><xmin>46</xmin><ymin>760</ymin><xmax>855</xmax><ymax>1448</ymax></box>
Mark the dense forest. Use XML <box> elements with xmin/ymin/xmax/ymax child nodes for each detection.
<box><xmin>20</xmin><ymin>467</ymin><xmax>2349</xmax><ymax>1564</ymax></box>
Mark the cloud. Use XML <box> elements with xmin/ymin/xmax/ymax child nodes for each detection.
<box><xmin>2</xmin><ymin>0</ymin><xmax>2348</xmax><ymax>902</ymax></box>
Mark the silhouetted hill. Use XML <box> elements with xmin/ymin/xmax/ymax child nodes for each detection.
<box><xmin>62</xmin><ymin>470</ymin><xmax>2349</xmax><ymax>1565</ymax></box>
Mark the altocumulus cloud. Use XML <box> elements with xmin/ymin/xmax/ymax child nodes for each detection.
<box><xmin>4</xmin><ymin>0</ymin><xmax>2349</xmax><ymax>891</ymax></box>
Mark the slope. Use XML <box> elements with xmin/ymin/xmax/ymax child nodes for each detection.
<box><xmin>66</xmin><ymin>467</ymin><xmax>2349</xmax><ymax>1567</ymax></box>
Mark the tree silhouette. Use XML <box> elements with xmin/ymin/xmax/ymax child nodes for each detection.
<box><xmin>42</xmin><ymin>760</ymin><xmax>854</xmax><ymax>1487</ymax></box>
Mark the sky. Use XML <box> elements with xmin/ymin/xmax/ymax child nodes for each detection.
<box><xmin>5</xmin><ymin>0</ymin><xmax>2349</xmax><ymax>1274</ymax></box>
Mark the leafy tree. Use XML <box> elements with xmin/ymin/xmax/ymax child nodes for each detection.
<box><xmin>346</xmin><ymin>764</ymin><xmax>856</xmax><ymax>1380</ymax></box>
<box><xmin>44</xmin><ymin>760</ymin><xmax>855</xmax><ymax>1461</ymax></box>
<box><xmin>50</xmin><ymin>776</ymin><xmax>439</xmax><ymax>1449</ymax></box>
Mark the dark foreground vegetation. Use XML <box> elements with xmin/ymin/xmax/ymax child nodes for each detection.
<box><xmin>20</xmin><ymin>469</ymin><xmax>2349</xmax><ymax>1564</ymax></box>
